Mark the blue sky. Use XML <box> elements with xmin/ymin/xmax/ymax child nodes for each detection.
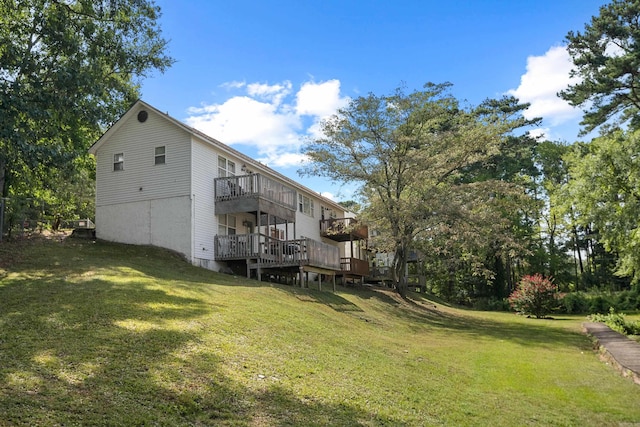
<box><xmin>140</xmin><ymin>0</ymin><xmax>609</xmax><ymax>201</ymax></box>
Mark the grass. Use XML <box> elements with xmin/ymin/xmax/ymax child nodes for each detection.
<box><xmin>1</xmin><ymin>236</ymin><xmax>639</xmax><ymax>426</ymax></box>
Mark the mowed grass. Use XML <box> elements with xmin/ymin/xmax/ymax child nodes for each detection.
<box><xmin>1</xmin><ymin>237</ymin><xmax>639</xmax><ymax>426</ymax></box>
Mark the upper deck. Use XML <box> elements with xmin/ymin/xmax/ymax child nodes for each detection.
<box><xmin>214</xmin><ymin>173</ymin><xmax>297</xmax><ymax>221</ymax></box>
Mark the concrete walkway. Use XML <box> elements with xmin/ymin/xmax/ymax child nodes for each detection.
<box><xmin>583</xmin><ymin>322</ymin><xmax>640</xmax><ymax>385</ymax></box>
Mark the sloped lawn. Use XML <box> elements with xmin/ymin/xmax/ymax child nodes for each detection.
<box><xmin>1</xmin><ymin>236</ymin><xmax>639</xmax><ymax>426</ymax></box>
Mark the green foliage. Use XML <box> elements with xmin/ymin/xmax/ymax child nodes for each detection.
<box><xmin>559</xmin><ymin>292</ymin><xmax>591</xmax><ymax>314</ymax></box>
<box><xmin>0</xmin><ymin>0</ymin><xmax>173</xmax><ymax>200</ymax></box>
<box><xmin>302</xmin><ymin>83</ymin><xmax>535</xmax><ymax>296</ymax></box>
<box><xmin>508</xmin><ymin>274</ymin><xmax>559</xmax><ymax>318</ymax></box>
<box><xmin>563</xmin><ymin>129</ymin><xmax>640</xmax><ymax>283</ymax></box>
<box><xmin>560</xmin><ymin>0</ymin><xmax>640</xmax><ymax>134</ymax></box>
<box><xmin>590</xmin><ymin>308</ymin><xmax>640</xmax><ymax>336</ymax></box>
<box><xmin>558</xmin><ymin>289</ymin><xmax>640</xmax><ymax>314</ymax></box>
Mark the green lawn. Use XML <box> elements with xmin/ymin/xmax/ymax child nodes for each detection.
<box><xmin>1</xmin><ymin>236</ymin><xmax>639</xmax><ymax>426</ymax></box>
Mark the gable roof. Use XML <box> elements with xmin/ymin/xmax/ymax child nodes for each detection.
<box><xmin>88</xmin><ymin>99</ymin><xmax>350</xmax><ymax>214</ymax></box>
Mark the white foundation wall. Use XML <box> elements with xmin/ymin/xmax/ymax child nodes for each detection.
<box><xmin>96</xmin><ymin>195</ymin><xmax>192</xmax><ymax>260</ymax></box>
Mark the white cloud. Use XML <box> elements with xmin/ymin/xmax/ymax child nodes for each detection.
<box><xmin>257</xmin><ymin>152</ymin><xmax>310</xmax><ymax>168</ymax></box>
<box><xmin>507</xmin><ymin>45</ymin><xmax>582</xmax><ymax>125</ymax></box>
<box><xmin>185</xmin><ymin>79</ymin><xmax>349</xmax><ymax>168</ymax></box>
<box><xmin>186</xmin><ymin>96</ymin><xmax>301</xmax><ymax>149</ymax></box>
<box><xmin>320</xmin><ymin>191</ymin><xmax>335</xmax><ymax>201</ymax></box>
<box><xmin>296</xmin><ymin>79</ymin><xmax>349</xmax><ymax>116</ymax></box>
<box><xmin>528</xmin><ymin>127</ymin><xmax>550</xmax><ymax>140</ymax></box>
<box><xmin>247</xmin><ymin>81</ymin><xmax>292</xmax><ymax>106</ymax></box>
<box><xmin>220</xmin><ymin>80</ymin><xmax>246</xmax><ymax>90</ymax></box>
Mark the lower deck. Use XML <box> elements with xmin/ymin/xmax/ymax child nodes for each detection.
<box><xmin>214</xmin><ymin>233</ymin><xmax>369</xmax><ymax>286</ymax></box>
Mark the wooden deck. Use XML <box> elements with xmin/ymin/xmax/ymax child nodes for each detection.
<box><xmin>338</xmin><ymin>257</ymin><xmax>370</xmax><ymax>276</ymax></box>
<box><xmin>319</xmin><ymin>217</ymin><xmax>368</xmax><ymax>242</ymax></box>
<box><xmin>214</xmin><ymin>233</ymin><xmax>341</xmax><ymax>271</ymax></box>
<box><xmin>214</xmin><ymin>174</ymin><xmax>297</xmax><ymax>221</ymax></box>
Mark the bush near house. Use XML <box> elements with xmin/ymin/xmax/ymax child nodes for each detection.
<box><xmin>508</xmin><ymin>274</ymin><xmax>558</xmax><ymax>318</ymax></box>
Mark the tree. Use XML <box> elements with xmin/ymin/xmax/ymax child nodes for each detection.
<box><xmin>560</xmin><ymin>0</ymin><xmax>640</xmax><ymax>135</ymax></box>
<box><xmin>562</xmin><ymin>129</ymin><xmax>640</xmax><ymax>284</ymax></box>
<box><xmin>533</xmin><ymin>140</ymin><xmax>575</xmax><ymax>284</ymax></box>
<box><xmin>302</xmin><ymin>83</ymin><xmax>534</xmax><ymax>297</ymax></box>
<box><xmin>0</xmin><ymin>0</ymin><xmax>173</xmax><ymax>199</ymax></box>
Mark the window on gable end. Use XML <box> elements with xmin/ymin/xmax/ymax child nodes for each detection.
<box><xmin>155</xmin><ymin>146</ymin><xmax>166</xmax><ymax>165</ymax></box>
<box><xmin>114</xmin><ymin>153</ymin><xmax>124</xmax><ymax>171</ymax></box>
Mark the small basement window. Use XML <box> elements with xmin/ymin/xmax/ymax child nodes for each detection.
<box><xmin>155</xmin><ymin>146</ymin><xmax>166</xmax><ymax>165</ymax></box>
<box><xmin>113</xmin><ymin>153</ymin><xmax>124</xmax><ymax>171</ymax></box>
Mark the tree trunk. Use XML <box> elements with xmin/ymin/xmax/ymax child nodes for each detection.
<box><xmin>0</xmin><ymin>157</ymin><xmax>7</xmax><ymax>198</ymax></box>
<box><xmin>573</xmin><ymin>225</ymin><xmax>584</xmax><ymax>275</ymax></box>
<box><xmin>393</xmin><ymin>244</ymin><xmax>409</xmax><ymax>297</ymax></box>
<box><xmin>547</xmin><ymin>213</ymin><xmax>557</xmax><ymax>277</ymax></box>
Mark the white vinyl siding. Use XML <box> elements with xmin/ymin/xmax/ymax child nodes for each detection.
<box><xmin>94</xmin><ymin>107</ymin><xmax>191</xmax><ymax>207</ymax></box>
<box><xmin>191</xmin><ymin>137</ymin><xmax>224</xmax><ymax>262</ymax></box>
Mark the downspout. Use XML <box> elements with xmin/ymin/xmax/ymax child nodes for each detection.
<box><xmin>191</xmin><ymin>193</ymin><xmax>196</xmax><ymax>265</ymax></box>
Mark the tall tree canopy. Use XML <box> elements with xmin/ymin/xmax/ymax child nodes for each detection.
<box><xmin>562</xmin><ymin>129</ymin><xmax>640</xmax><ymax>284</ymax></box>
<box><xmin>302</xmin><ymin>83</ymin><xmax>535</xmax><ymax>296</ymax></box>
<box><xmin>560</xmin><ymin>0</ymin><xmax>640</xmax><ymax>135</ymax></box>
<box><xmin>0</xmin><ymin>0</ymin><xmax>173</xmax><ymax>198</ymax></box>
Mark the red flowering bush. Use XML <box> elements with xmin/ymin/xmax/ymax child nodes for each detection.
<box><xmin>508</xmin><ymin>274</ymin><xmax>558</xmax><ymax>318</ymax></box>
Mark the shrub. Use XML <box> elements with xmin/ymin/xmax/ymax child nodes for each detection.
<box><xmin>559</xmin><ymin>292</ymin><xmax>590</xmax><ymax>314</ymax></box>
<box><xmin>588</xmin><ymin>294</ymin><xmax>614</xmax><ymax>314</ymax></box>
<box><xmin>508</xmin><ymin>274</ymin><xmax>558</xmax><ymax>318</ymax></box>
<box><xmin>589</xmin><ymin>308</ymin><xmax>640</xmax><ymax>336</ymax></box>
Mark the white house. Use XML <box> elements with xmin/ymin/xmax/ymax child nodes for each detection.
<box><xmin>88</xmin><ymin>100</ymin><xmax>368</xmax><ymax>286</ymax></box>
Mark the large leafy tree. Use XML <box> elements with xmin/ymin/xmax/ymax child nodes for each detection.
<box><xmin>0</xmin><ymin>0</ymin><xmax>173</xmax><ymax>198</ymax></box>
<box><xmin>302</xmin><ymin>83</ymin><xmax>534</xmax><ymax>296</ymax></box>
<box><xmin>563</xmin><ymin>129</ymin><xmax>640</xmax><ymax>284</ymax></box>
<box><xmin>560</xmin><ymin>0</ymin><xmax>640</xmax><ymax>135</ymax></box>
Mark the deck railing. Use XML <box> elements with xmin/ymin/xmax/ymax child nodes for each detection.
<box><xmin>214</xmin><ymin>234</ymin><xmax>340</xmax><ymax>270</ymax></box>
<box><xmin>340</xmin><ymin>257</ymin><xmax>370</xmax><ymax>276</ymax></box>
<box><xmin>214</xmin><ymin>174</ymin><xmax>296</xmax><ymax>210</ymax></box>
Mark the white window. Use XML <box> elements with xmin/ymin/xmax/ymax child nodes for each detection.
<box><xmin>113</xmin><ymin>153</ymin><xmax>124</xmax><ymax>171</ymax></box>
<box><xmin>218</xmin><ymin>156</ymin><xmax>236</xmax><ymax>177</ymax></box>
<box><xmin>217</xmin><ymin>214</ymin><xmax>236</xmax><ymax>235</ymax></box>
<box><xmin>299</xmin><ymin>194</ymin><xmax>314</xmax><ymax>217</ymax></box>
<box><xmin>155</xmin><ymin>146</ymin><xmax>165</xmax><ymax>165</ymax></box>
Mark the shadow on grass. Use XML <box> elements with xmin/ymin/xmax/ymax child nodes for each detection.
<box><xmin>0</xmin><ymin>238</ymin><xmax>408</xmax><ymax>425</ymax></box>
<box><xmin>400</xmin><ymin>291</ymin><xmax>590</xmax><ymax>350</ymax></box>
<box><xmin>78</xmin><ymin>239</ymin><xmax>592</xmax><ymax>352</ymax></box>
